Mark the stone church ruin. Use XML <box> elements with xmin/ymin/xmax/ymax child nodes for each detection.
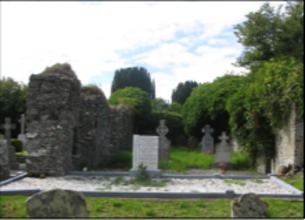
<box><xmin>25</xmin><ymin>63</ymin><xmax>133</xmax><ymax>176</ymax></box>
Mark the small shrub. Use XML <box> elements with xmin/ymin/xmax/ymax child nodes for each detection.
<box><xmin>231</xmin><ymin>152</ymin><xmax>251</xmax><ymax>170</ymax></box>
<box><xmin>10</xmin><ymin>139</ymin><xmax>23</xmax><ymax>152</ymax></box>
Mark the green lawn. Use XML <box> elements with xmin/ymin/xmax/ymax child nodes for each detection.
<box><xmin>0</xmin><ymin>195</ymin><xmax>303</xmax><ymax>218</ymax></box>
<box><xmin>280</xmin><ymin>175</ymin><xmax>304</xmax><ymax>191</ymax></box>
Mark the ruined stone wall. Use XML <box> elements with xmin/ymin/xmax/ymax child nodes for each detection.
<box><xmin>109</xmin><ymin>104</ymin><xmax>133</xmax><ymax>152</ymax></box>
<box><xmin>73</xmin><ymin>87</ymin><xmax>112</xmax><ymax>169</ymax></box>
<box><xmin>274</xmin><ymin>104</ymin><xmax>304</xmax><ymax>173</ymax></box>
<box><xmin>25</xmin><ymin>65</ymin><xmax>81</xmax><ymax>176</ymax></box>
<box><xmin>0</xmin><ymin>137</ymin><xmax>10</xmax><ymax>180</ymax></box>
<box><xmin>25</xmin><ymin>64</ymin><xmax>134</xmax><ymax>175</ymax></box>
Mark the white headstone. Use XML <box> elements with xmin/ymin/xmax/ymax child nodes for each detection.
<box><xmin>130</xmin><ymin>135</ymin><xmax>160</xmax><ymax>176</ymax></box>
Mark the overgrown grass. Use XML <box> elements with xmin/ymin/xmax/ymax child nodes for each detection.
<box><xmin>159</xmin><ymin>146</ymin><xmax>215</xmax><ymax>172</ymax></box>
<box><xmin>1</xmin><ymin>196</ymin><xmax>303</xmax><ymax>218</ymax></box>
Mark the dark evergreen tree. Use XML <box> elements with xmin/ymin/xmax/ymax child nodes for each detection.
<box><xmin>171</xmin><ymin>81</ymin><xmax>199</xmax><ymax>105</ymax></box>
<box><xmin>111</xmin><ymin>66</ymin><xmax>155</xmax><ymax>98</ymax></box>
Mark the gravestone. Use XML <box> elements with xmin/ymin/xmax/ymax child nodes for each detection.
<box><xmin>156</xmin><ymin>119</ymin><xmax>171</xmax><ymax>160</ymax></box>
<box><xmin>231</xmin><ymin>193</ymin><xmax>268</xmax><ymax>217</ymax></box>
<box><xmin>0</xmin><ymin>136</ymin><xmax>10</xmax><ymax>180</ymax></box>
<box><xmin>26</xmin><ymin>188</ymin><xmax>89</xmax><ymax>217</ymax></box>
<box><xmin>130</xmin><ymin>135</ymin><xmax>160</xmax><ymax>177</ymax></box>
<box><xmin>215</xmin><ymin>132</ymin><xmax>231</xmax><ymax>164</ymax></box>
<box><xmin>17</xmin><ymin>114</ymin><xmax>27</xmax><ymax>143</ymax></box>
<box><xmin>201</xmin><ymin>125</ymin><xmax>214</xmax><ymax>153</ymax></box>
<box><xmin>0</xmin><ymin>117</ymin><xmax>16</xmax><ymax>140</ymax></box>
<box><xmin>187</xmin><ymin>136</ymin><xmax>199</xmax><ymax>148</ymax></box>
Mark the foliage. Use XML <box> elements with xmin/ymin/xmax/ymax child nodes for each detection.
<box><xmin>182</xmin><ymin>74</ymin><xmax>245</xmax><ymax>136</ymax></box>
<box><xmin>234</xmin><ymin>1</ymin><xmax>304</xmax><ymax>70</ymax></box>
<box><xmin>171</xmin><ymin>81</ymin><xmax>199</xmax><ymax>104</ymax></box>
<box><xmin>109</xmin><ymin>87</ymin><xmax>152</xmax><ymax>133</ymax></box>
<box><xmin>231</xmin><ymin>152</ymin><xmax>252</xmax><ymax>170</ymax></box>
<box><xmin>42</xmin><ymin>63</ymin><xmax>76</xmax><ymax>76</ymax></box>
<box><xmin>81</xmin><ymin>85</ymin><xmax>104</xmax><ymax>96</ymax></box>
<box><xmin>10</xmin><ymin>139</ymin><xmax>23</xmax><ymax>152</ymax></box>
<box><xmin>1</xmin><ymin>195</ymin><xmax>303</xmax><ymax>218</ymax></box>
<box><xmin>111</xmin><ymin>66</ymin><xmax>155</xmax><ymax>98</ymax></box>
<box><xmin>108</xmin><ymin>87</ymin><xmax>151</xmax><ymax>115</ymax></box>
<box><xmin>147</xmin><ymin>111</ymin><xmax>185</xmax><ymax>142</ymax></box>
<box><xmin>226</xmin><ymin>58</ymin><xmax>303</xmax><ymax>164</ymax></box>
<box><xmin>168</xmin><ymin>101</ymin><xmax>183</xmax><ymax>114</ymax></box>
<box><xmin>151</xmin><ymin>98</ymin><xmax>170</xmax><ymax>112</ymax></box>
<box><xmin>0</xmin><ymin>77</ymin><xmax>27</xmax><ymax>138</ymax></box>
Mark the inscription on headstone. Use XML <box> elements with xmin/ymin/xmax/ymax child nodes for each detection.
<box><xmin>216</xmin><ymin>132</ymin><xmax>231</xmax><ymax>163</ymax></box>
<box><xmin>201</xmin><ymin>124</ymin><xmax>214</xmax><ymax>153</ymax></box>
<box><xmin>0</xmin><ymin>117</ymin><xmax>16</xmax><ymax>140</ymax></box>
<box><xmin>130</xmin><ymin>135</ymin><xmax>160</xmax><ymax>177</ymax></box>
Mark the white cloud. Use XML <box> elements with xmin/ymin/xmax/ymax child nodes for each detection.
<box><xmin>1</xmin><ymin>1</ymin><xmax>286</xmax><ymax>100</ymax></box>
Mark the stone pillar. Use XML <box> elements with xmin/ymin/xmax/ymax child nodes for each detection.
<box><xmin>25</xmin><ymin>64</ymin><xmax>81</xmax><ymax>176</ymax></box>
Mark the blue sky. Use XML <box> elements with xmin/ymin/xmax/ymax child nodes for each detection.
<box><xmin>1</xmin><ymin>1</ymin><xmax>285</xmax><ymax>101</ymax></box>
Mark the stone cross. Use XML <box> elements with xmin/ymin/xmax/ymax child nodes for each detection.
<box><xmin>18</xmin><ymin>114</ymin><xmax>26</xmax><ymax>134</ymax></box>
<box><xmin>201</xmin><ymin>124</ymin><xmax>214</xmax><ymax>153</ymax></box>
<box><xmin>156</xmin><ymin>119</ymin><xmax>169</xmax><ymax>137</ymax></box>
<box><xmin>202</xmin><ymin>124</ymin><xmax>214</xmax><ymax>134</ymax></box>
<box><xmin>215</xmin><ymin>131</ymin><xmax>231</xmax><ymax>163</ymax></box>
<box><xmin>219</xmin><ymin>132</ymin><xmax>229</xmax><ymax>142</ymax></box>
<box><xmin>0</xmin><ymin>117</ymin><xmax>16</xmax><ymax>139</ymax></box>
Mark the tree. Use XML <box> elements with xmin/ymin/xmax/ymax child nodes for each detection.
<box><xmin>111</xmin><ymin>66</ymin><xmax>155</xmax><ymax>98</ymax></box>
<box><xmin>108</xmin><ymin>87</ymin><xmax>152</xmax><ymax>133</ymax></box>
<box><xmin>0</xmin><ymin>77</ymin><xmax>28</xmax><ymax>138</ymax></box>
<box><xmin>234</xmin><ymin>1</ymin><xmax>304</xmax><ymax>70</ymax></box>
<box><xmin>171</xmin><ymin>81</ymin><xmax>199</xmax><ymax>105</ymax></box>
<box><xmin>182</xmin><ymin>75</ymin><xmax>245</xmax><ymax>137</ymax></box>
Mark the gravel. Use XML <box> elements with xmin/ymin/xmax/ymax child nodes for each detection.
<box><xmin>0</xmin><ymin>176</ymin><xmax>296</xmax><ymax>194</ymax></box>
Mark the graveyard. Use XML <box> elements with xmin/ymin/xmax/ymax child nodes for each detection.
<box><xmin>0</xmin><ymin>63</ymin><xmax>304</xmax><ymax>218</ymax></box>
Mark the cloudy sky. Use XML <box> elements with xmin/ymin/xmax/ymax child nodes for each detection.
<box><xmin>1</xmin><ymin>1</ymin><xmax>285</xmax><ymax>101</ymax></box>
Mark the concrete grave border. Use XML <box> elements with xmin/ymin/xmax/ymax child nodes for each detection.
<box><xmin>0</xmin><ymin>172</ymin><xmax>303</xmax><ymax>199</ymax></box>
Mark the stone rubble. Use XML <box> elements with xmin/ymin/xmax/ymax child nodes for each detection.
<box><xmin>0</xmin><ymin>176</ymin><xmax>295</xmax><ymax>194</ymax></box>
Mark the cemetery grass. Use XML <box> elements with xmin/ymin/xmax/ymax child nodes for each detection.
<box><xmin>0</xmin><ymin>196</ymin><xmax>303</xmax><ymax>218</ymax></box>
<box><xmin>160</xmin><ymin>146</ymin><xmax>252</xmax><ymax>172</ymax></box>
<box><xmin>280</xmin><ymin>174</ymin><xmax>304</xmax><ymax>191</ymax></box>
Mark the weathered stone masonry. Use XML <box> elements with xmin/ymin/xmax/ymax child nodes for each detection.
<box><xmin>25</xmin><ymin>68</ymin><xmax>81</xmax><ymax>176</ymax></box>
<box><xmin>25</xmin><ymin>64</ymin><xmax>133</xmax><ymax>176</ymax></box>
<box><xmin>273</xmin><ymin>103</ymin><xmax>304</xmax><ymax>173</ymax></box>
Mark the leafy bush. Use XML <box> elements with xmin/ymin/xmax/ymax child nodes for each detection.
<box><xmin>231</xmin><ymin>152</ymin><xmax>252</xmax><ymax>170</ymax></box>
<box><xmin>10</xmin><ymin>139</ymin><xmax>23</xmax><ymax>152</ymax></box>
